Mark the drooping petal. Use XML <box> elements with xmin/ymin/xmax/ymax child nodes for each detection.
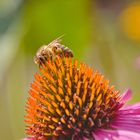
<box><xmin>110</xmin><ymin>102</ymin><xmax>140</xmax><ymax>133</ymax></box>
<box><xmin>120</xmin><ymin>89</ymin><xmax>132</xmax><ymax>104</ymax></box>
<box><xmin>22</xmin><ymin>137</ymin><xmax>37</xmax><ymax>140</ymax></box>
<box><xmin>22</xmin><ymin>137</ymin><xmax>47</xmax><ymax>140</ymax></box>
<box><xmin>93</xmin><ymin>129</ymin><xmax>140</xmax><ymax>140</ymax></box>
<box><xmin>121</xmin><ymin>102</ymin><xmax>140</xmax><ymax>110</ymax></box>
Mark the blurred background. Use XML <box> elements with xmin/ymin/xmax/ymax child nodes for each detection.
<box><xmin>0</xmin><ymin>0</ymin><xmax>140</xmax><ymax>139</ymax></box>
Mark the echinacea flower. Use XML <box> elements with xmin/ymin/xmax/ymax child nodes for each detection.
<box><xmin>23</xmin><ymin>39</ymin><xmax>140</xmax><ymax>140</ymax></box>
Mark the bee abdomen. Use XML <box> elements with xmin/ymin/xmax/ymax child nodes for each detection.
<box><xmin>63</xmin><ymin>47</ymin><xmax>73</xmax><ymax>57</ymax></box>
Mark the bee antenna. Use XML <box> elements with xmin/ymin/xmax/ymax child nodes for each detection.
<box><xmin>55</xmin><ymin>34</ymin><xmax>65</xmax><ymax>42</ymax></box>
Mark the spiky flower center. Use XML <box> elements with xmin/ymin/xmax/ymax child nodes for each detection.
<box><xmin>25</xmin><ymin>56</ymin><xmax>121</xmax><ymax>140</ymax></box>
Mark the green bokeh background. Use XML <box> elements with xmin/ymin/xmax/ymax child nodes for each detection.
<box><xmin>0</xmin><ymin>0</ymin><xmax>140</xmax><ymax>140</ymax></box>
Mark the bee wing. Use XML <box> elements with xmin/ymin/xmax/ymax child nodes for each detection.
<box><xmin>47</xmin><ymin>35</ymin><xmax>64</xmax><ymax>47</ymax></box>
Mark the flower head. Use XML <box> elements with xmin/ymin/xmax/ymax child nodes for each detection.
<box><xmin>24</xmin><ymin>39</ymin><xmax>140</xmax><ymax>140</ymax></box>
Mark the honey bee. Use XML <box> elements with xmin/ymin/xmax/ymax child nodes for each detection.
<box><xmin>34</xmin><ymin>37</ymin><xmax>73</xmax><ymax>65</ymax></box>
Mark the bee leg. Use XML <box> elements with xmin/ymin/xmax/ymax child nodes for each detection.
<box><xmin>39</xmin><ymin>56</ymin><xmax>46</xmax><ymax>65</ymax></box>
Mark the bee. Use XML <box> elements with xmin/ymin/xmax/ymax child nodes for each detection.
<box><xmin>34</xmin><ymin>37</ymin><xmax>73</xmax><ymax>65</ymax></box>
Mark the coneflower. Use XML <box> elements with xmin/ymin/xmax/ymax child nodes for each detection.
<box><xmin>23</xmin><ymin>39</ymin><xmax>140</xmax><ymax>140</ymax></box>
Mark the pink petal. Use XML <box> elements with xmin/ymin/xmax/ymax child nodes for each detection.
<box><xmin>111</xmin><ymin>102</ymin><xmax>140</xmax><ymax>133</ymax></box>
<box><xmin>121</xmin><ymin>102</ymin><xmax>140</xmax><ymax>110</ymax></box>
<box><xmin>22</xmin><ymin>136</ymin><xmax>47</xmax><ymax>140</ymax></box>
<box><xmin>119</xmin><ymin>102</ymin><xmax>140</xmax><ymax>115</ymax></box>
<box><xmin>22</xmin><ymin>137</ymin><xmax>37</xmax><ymax>140</ymax></box>
<box><xmin>120</xmin><ymin>89</ymin><xmax>132</xmax><ymax>103</ymax></box>
<box><xmin>82</xmin><ymin>137</ymin><xmax>89</xmax><ymax>140</ymax></box>
<box><xmin>93</xmin><ymin>129</ymin><xmax>140</xmax><ymax>140</ymax></box>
